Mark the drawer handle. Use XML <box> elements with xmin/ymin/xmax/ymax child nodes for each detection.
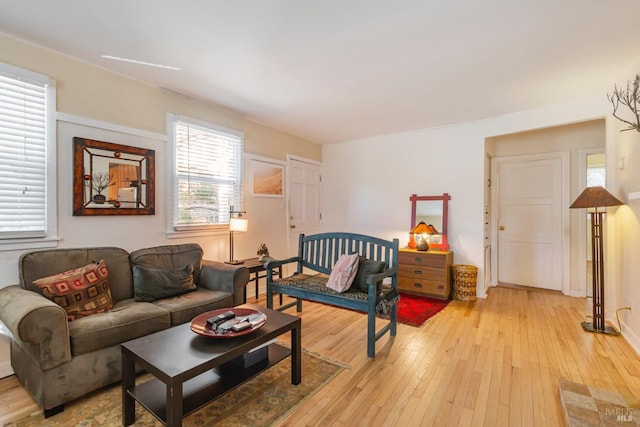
<box><xmin>414</xmin><ymin>257</ymin><xmax>423</xmax><ymax>263</ymax></box>
<box><xmin>413</xmin><ymin>270</ymin><xmax>422</xmax><ymax>275</ymax></box>
<box><xmin>413</xmin><ymin>283</ymin><xmax>423</xmax><ymax>288</ymax></box>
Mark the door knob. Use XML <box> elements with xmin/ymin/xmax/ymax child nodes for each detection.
<box><xmin>499</xmin><ymin>226</ymin><xmax>505</xmax><ymax>231</ymax></box>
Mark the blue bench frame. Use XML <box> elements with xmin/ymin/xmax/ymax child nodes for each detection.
<box><xmin>265</xmin><ymin>232</ymin><xmax>399</xmax><ymax>358</ymax></box>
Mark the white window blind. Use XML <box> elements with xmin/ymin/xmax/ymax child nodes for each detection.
<box><xmin>587</xmin><ymin>166</ymin><xmax>605</xmax><ymax>188</ymax></box>
<box><xmin>172</xmin><ymin>118</ymin><xmax>243</xmax><ymax>231</ymax></box>
<box><xmin>0</xmin><ymin>65</ymin><xmax>50</xmax><ymax>238</ymax></box>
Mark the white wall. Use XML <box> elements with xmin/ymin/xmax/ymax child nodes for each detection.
<box><xmin>322</xmin><ymin>95</ymin><xmax>611</xmax><ymax>298</ymax></box>
<box><xmin>321</xmin><ymin>122</ymin><xmax>486</xmax><ymax>272</ymax></box>
<box><xmin>612</xmin><ymin>118</ymin><xmax>640</xmax><ymax>353</ymax></box>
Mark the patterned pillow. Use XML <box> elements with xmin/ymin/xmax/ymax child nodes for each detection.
<box><xmin>326</xmin><ymin>253</ymin><xmax>359</xmax><ymax>293</ymax></box>
<box><xmin>33</xmin><ymin>260</ymin><xmax>114</xmax><ymax>321</ymax></box>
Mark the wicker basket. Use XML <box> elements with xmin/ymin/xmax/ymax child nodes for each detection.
<box><xmin>452</xmin><ymin>264</ymin><xmax>478</xmax><ymax>301</ymax></box>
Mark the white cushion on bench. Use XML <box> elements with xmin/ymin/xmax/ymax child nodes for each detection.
<box><xmin>326</xmin><ymin>253</ymin><xmax>359</xmax><ymax>293</ymax></box>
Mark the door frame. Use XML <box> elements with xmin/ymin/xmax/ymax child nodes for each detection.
<box><xmin>489</xmin><ymin>151</ymin><xmax>570</xmax><ymax>294</ymax></box>
<box><xmin>286</xmin><ymin>154</ymin><xmax>322</xmax><ymax>258</ymax></box>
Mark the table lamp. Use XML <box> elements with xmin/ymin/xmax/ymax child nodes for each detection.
<box><xmin>410</xmin><ymin>221</ymin><xmax>437</xmax><ymax>251</ymax></box>
<box><xmin>226</xmin><ymin>205</ymin><xmax>248</xmax><ymax>265</ymax></box>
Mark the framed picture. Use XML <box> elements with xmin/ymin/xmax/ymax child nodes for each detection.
<box><xmin>252</xmin><ymin>159</ymin><xmax>284</xmax><ymax>197</ymax></box>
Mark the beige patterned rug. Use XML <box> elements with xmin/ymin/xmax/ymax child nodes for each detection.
<box><xmin>559</xmin><ymin>380</ymin><xmax>640</xmax><ymax>426</ymax></box>
<box><xmin>8</xmin><ymin>349</ymin><xmax>348</xmax><ymax>427</ymax></box>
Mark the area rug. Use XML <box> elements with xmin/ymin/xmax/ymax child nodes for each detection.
<box><xmin>8</xmin><ymin>349</ymin><xmax>348</xmax><ymax>427</ymax></box>
<box><xmin>559</xmin><ymin>379</ymin><xmax>640</xmax><ymax>426</ymax></box>
<box><xmin>395</xmin><ymin>292</ymin><xmax>449</xmax><ymax>327</ymax></box>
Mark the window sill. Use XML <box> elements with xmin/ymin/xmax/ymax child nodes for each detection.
<box><xmin>166</xmin><ymin>229</ymin><xmax>229</xmax><ymax>239</ymax></box>
<box><xmin>0</xmin><ymin>237</ymin><xmax>59</xmax><ymax>252</ymax></box>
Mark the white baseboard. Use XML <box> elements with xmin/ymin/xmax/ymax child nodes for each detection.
<box><xmin>620</xmin><ymin>318</ymin><xmax>640</xmax><ymax>356</ymax></box>
<box><xmin>0</xmin><ymin>360</ymin><xmax>13</xmax><ymax>378</ymax></box>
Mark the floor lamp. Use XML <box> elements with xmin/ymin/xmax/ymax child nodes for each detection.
<box><xmin>225</xmin><ymin>205</ymin><xmax>248</xmax><ymax>265</ymax></box>
<box><xmin>570</xmin><ymin>186</ymin><xmax>624</xmax><ymax>335</ymax></box>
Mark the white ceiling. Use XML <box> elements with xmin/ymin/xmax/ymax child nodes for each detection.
<box><xmin>2</xmin><ymin>1</ymin><xmax>640</xmax><ymax>144</ymax></box>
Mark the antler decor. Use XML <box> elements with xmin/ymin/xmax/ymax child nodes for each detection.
<box><xmin>607</xmin><ymin>74</ymin><xmax>640</xmax><ymax>132</ymax></box>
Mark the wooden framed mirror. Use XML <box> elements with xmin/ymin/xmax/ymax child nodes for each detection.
<box><xmin>410</xmin><ymin>193</ymin><xmax>451</xmax><ymax>250</ymax></box>
<box><xmin>73</xmin><ymin>137</ymin><xmax>155</xmax><ymax>216</ymax></box>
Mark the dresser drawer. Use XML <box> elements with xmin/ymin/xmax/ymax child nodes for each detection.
<box><xmin>398</xmin><ymin>251</ymin><xmax>447</xmax><ymax>268</ymax></box>
<box><xmin>398</xmin><ymin>264</ymin><xmax>447</xmax><ymax>281</ymax></box>
<box><xmin>398</xmin><ymin>277</ymin><xmax>449</xmax><ymax>299</ymax></box>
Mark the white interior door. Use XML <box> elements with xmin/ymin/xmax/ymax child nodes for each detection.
<box><xmin>496</xmin><ymin>156</ymin><xmax>564</xmax><ymax>291</ymax></box>
<box><xmin>287</xmin><ymin>157</ymin><xmax>321</xmax><ymax>263</ymax></box>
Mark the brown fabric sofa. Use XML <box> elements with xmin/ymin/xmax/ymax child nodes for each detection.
<box><xmin>0</xmin><ymin>243</ymin><xmax>249</xmax><ymax>417</ymax></box>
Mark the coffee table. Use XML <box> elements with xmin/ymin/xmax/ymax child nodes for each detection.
<box><xmin>121</xmin><ymin>304</ymin><xmax>301</xmax><ymax>427</ymax></box>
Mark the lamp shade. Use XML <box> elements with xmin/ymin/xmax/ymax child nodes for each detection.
<box><xmin>229</xmin><ymin>217</ymin><xmax>248</xmax><ymax>232</ymax></box>
<box><xmin>570</xmin><ymin>186</ymin><xmax>624</xmax><ymax>209</ymax></box>
<box><xmin>410</xmin><ymin>221</ymin><xmax>433</xmax><ymax>235</ymax></box>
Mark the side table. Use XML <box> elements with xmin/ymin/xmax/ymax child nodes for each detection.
<box><xmin>241</xmin><ymin>257</ymin><xmax>282</xmax><ymax>303</ymax></box>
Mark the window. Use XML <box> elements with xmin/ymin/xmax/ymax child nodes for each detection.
<box><xmin>168</xmin><ymin>115</ymin><xmax>243</xmax><ymax>234</ymax></box>
<box><xmin>587</xmin><ymin>153</ymin><xmax>607</xmax><ymax>187</ymax></box>
<box><xmin>0</xmin><ymin>62</ymin><xmax>56</xmax><ymax>247</ymax></box>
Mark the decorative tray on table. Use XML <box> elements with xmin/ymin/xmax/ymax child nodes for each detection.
<box><xmin>190</xmin><ymin>307</ymin><xmax>267</xmax><ymax>338</ymax></box>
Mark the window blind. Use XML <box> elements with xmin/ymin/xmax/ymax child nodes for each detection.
<box><xmin>173</xmin><ymin>119</ymin><xmax>243</xmax><ymax>230</ymax></box>
<box><xmin>0</xmin><ymin>68</ymin><xmax>48</xmax><ymax>238</ymax></box>
<box><xmin>587</xmin><ymin>166</ymin><xmax>605</xmax><ymax>188</ymax></box>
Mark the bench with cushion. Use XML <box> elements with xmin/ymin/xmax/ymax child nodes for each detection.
<box><xmin>265</xmin><ymin>232</ymin><xmax>399</xmax><ymax>357</ymax></box>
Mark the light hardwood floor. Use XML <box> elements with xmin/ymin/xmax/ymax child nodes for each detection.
<box><xmin>2</xmin><ymin>286</ymin><xmax>640</xmax><ymax>426</ymax></box>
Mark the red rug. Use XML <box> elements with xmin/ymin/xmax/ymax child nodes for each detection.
<box><xmin>395</xmin><ymin>292</ymin><xmax>449</xmax><ymax>327</ymax></box>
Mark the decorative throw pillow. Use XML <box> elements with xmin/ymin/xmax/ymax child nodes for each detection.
<box><xmin>326</xmin><ymin>253</ymin><xmax>359</xmax><ymax>293</ymax></box>
<box><xmin>133</xmin><ymin>264</ymin><xmax>196</xmax><ymax>302</ymax></box>
<box><xmin>33</xmin><ymin>260</ymin><xmax>114</xmax><ymax>321</ymax></box>
<box><xmin>353</xmin><ymin>257</ymin><xmax>386</xmax><ymax>292</ymax></box>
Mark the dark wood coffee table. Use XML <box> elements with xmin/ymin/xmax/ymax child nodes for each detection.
<box><xmin>121</xmin><ymin>304</ymin><xmax>301</xmax><ymax>427</ymax></box>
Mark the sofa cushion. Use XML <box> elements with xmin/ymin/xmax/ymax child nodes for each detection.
<box><xmin>353</xmin><ymin>257</ymin><xmax>387</xmax><ymax>292</ymax></box>
<box><xmin>68</xmin><ymin>298</ymin><xmax>170</xmax><ymax>356</ymax></box>
<box><xmin>19</xmin><ymin>247</ymin><xmax>133</xmax><ymax>302</ymax></box>
<box><xmin>133</xmin><ymin>264</ymin><xmax>196</xmax><ymax>302</ymax></box>
<box><xmin>130</xmin><ymin>244</ymin><xmax>203</xmax><ymax>285</ymax></box>
<box><xmin>326</xmin><ymin>253</ymin><xmax>359</xmax><ymax>293</ymax></box>
<box><xmin>152</xmin><ymin>288</ymin><xmax>234</xmax><ymax>325</ymax></box>
<box><xmin>33</xmin><ymin>260</ymin><xmax>114</xmax><ymax>321</ymax></box>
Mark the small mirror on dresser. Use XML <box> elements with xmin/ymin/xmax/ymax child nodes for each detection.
<box><xmin>409</xmin><ymin>193</ymin><xmax>451</xmax><ymax>250</ymax></box>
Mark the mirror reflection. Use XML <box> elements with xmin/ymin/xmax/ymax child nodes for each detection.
<box><xmin>73</xmin><ymin>137</ymin><xmax>155</xmax><ymax>216</ymax></box>
<box><xmin>415</xmin><ymin>200</ymin><xmax>443</xmax><ymax>238</ymax></box>
<box><xmin>109</xmin><ymin>163</ymin><xmax>140</xmax><ymax>204</ymax></box>
<box><xmin>82</xmin><ymin>147</ymin><xmax>147</xmax><ymax>208</ymax></box>
<box><xmin>410</xmin><ymin>193</ymin><xmax>451</xmax><ymax>250</ymax></box>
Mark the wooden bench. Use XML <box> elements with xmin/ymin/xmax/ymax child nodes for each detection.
<box><xmin>265</xmin><ymin>232</ymin><xmax>399</xmax><ymax>357</ymax></box>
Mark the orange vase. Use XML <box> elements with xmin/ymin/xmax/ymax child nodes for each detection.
<box><xmin>408</xmin><ymin>233</ymin><xmax>416</xmax><ymax>249</ymax></box>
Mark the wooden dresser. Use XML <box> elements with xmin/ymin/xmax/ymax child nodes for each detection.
<box><xmin>398</xmin><ymin>248</ymin><xmax>453</xmax><ymax>300</ymax></box>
